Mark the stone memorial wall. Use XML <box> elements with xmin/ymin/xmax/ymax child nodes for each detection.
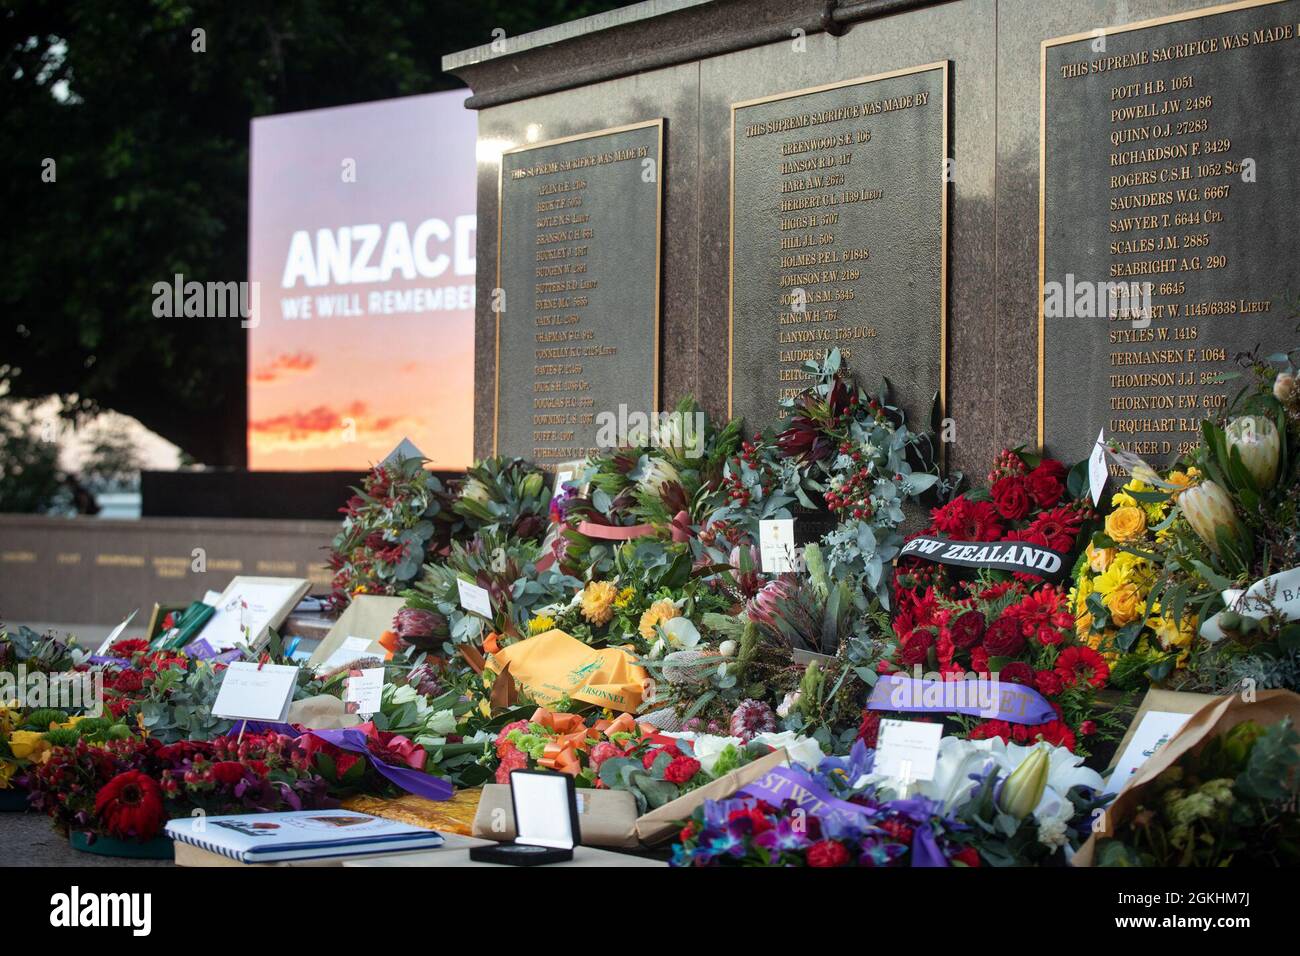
<box><xmin>447</xmin><ymin>0</ymin><xmax>1300</xmax><ymax>471</ymax></box>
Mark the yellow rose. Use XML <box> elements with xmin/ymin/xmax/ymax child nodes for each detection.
<box><xmin>1086</xmin><ymin>542</ymin><xmax>1115</xmax><ymax>573</ymax></box>
<box><xmin>0</xmin><ymin>760</ymin><xmax>16</xmax><ymax>790</ymax></box>
<box><xmin>1104</xmin><ymin>505</ymin><xmax>1147</xmax><ymax>543</ymax></box>
<box><xmin>1103</xmin><ymin>581</ymin><xmax>1143</xmax><ymax>626</ymax></box>
<box><xmin>8</xmin><ymin>731</ymin><xmax>52</xmax><ymax>764</ymax></box>
<box><xmin>637</xmin><ymin>599</ymin><xmax>680</xmax><ymax>641</ymax></box>
<box><xmin>581</xmin><ymin>580</ymin><xmax>618</xmax><ymax>626</ymax></box>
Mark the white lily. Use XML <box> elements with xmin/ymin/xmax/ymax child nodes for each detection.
<box><xmin>750</xmin><ymin>730</ymin><xmax>824</xmax><ymax>770</ymax></box>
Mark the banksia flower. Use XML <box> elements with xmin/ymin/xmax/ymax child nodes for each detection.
<box><xmin>1176</xmin><ymin>480</ymin><xmax>1244</xmax><ymax>557</ymax></box>
<box><xmin>1225</xmin><ymin>415</ymin><xmax>1280</xmax><ymax>489</ymax></box>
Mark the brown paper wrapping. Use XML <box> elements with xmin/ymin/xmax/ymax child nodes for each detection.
<box><xmin>635</xmin><ymin>747</ymin><xmax>790</xmax><ymax>845</ymax></box>
<box><xmin>471</xmin><ymin>747</ymin><xmax>791</xmax><ymax>849</ymax></box>
<box><xmin>1073</xmin><ymin>689</ymin><xmax>1300</xmax><ymax>866</ymax></box>
<box><xmin>341</xmin><ymin>789</ymin><xmax>483</xmax><ymax>837</ymax></box>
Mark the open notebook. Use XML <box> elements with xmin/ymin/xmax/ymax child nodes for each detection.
<box><xmin>165</xmin><ymin>810</ymin><xmax>443</xmax><ymax>863</ymax></box>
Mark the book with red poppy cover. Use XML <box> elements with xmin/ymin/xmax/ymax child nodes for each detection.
<box><xmin>165</xmin><ymin>809</ymin><xmax>443</xmax><ymax>863</ymax></box>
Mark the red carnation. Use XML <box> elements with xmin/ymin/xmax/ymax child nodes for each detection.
<box><xmin>1034</xmin><ymin>668</ymin><xmax>1064</xmax><ymax>697</ymax></box>
<box><xmin>663</xmin><ymin>756</ymin><xmax>702</xmax><ymax>784</ymax></box>
<box><xmin>1029</xmin><ymin>719</ymin><xmax>1077</xmax><ymax>752</ymax></box>
<box><xmin>94</xmin><ymin>770</ymin><xmax>166</xmax><ymax>840</ymax></box>
<box><xmin>982</xmin><ymin>616</ymin><xmax>1026</xmax><ymax>658</ymax></box>
<box><xmin>588</xmin><ymin>742</ymin><xmax>624</xmax><ymax>771</ymax></box>
<box><xmin>968</xmin><ymin>720</ymin><xmax>1013</xmax><ymax>743</ymax></box>
<box><xmin>643</xmin><ymin>744</ymin><xmax>681</xmax><ymax>770</ymax></box>
<box><xmin>990</xmin><ymin>476</ymin><xmax>1031</xmax><ymax>521</ymax></box>
<box><xmin>948</xmin><ymin>610</ymin><xmax>986</xmax><ymax>649</ymax></box>
<box><xmin>495</xmin><ymin>746</ymin><xmax>529</xmax><ymax>785</ymax></box>
<box><xmin>952</xmin><ymin>847</ymin><xmax>982</xmax><ymax>867</ymax></box>
<box><xmin>1055</xmin><ymin>646</ymin><xmax>1109</xmax><ymax>689</ymax></box>
<box><xmin>807</xmin><ymin>839</ymin><xmax>852</xmax><ymax>868</ymax></box>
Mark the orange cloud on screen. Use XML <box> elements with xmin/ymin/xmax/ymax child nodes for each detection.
<box><xmin>253</xmin><ymin>351</ymin><xmax>318</xmax><ymax>384</ymax></box>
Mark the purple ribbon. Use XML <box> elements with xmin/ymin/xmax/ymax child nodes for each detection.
<box><xmin>307</xmin><ymin>727</ymin><xmax>454</xmax><ymax>802</ymax></box>
<box><xmin>740</xmin><ymin>767</ymin><xmax>876</xmax><ymax>830</ymax></box>
<box><xmin>867</xmin><ymin>674</ymin><xmax>1055</xmax><ymax>725</ymax></box>
<box><xmin>739</xmin><ymin>767</ymin><xmax>952</xmax><ymax>868</ymax></box>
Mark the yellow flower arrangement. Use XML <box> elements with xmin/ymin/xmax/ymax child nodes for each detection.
<box><xmin>637</xmin><ymin>599</ymin><xmax>681</xmax><ymax>641</ymax></box>
<box><xmin>1074</xmin><ymin>468</ymin><xmax>1196</xmax><ymax>671</ymax></box>
<box><xmin>580</xmin><ymin>581</ymin><xmax>618</xmax><ymax>626</ymax></box>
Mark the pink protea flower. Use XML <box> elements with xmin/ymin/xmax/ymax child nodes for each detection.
<box><xmin>730</xmin><ymin>699</ymin><xmax>777</xmax><ymax>742</ymax></box>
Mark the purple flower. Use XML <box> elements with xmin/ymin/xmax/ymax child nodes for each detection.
<box><xmin>753</xmin><ymin>817</ymin><xmax>812</xmax><ymax>854</ymax></box>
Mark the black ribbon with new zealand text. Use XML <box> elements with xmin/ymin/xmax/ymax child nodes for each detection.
<box><xmin>897</xmin><ymin>535</ymin><xmax>1069</xmax><ymax>580</ymax></box>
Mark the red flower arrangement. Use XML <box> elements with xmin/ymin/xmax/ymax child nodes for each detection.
<box><xmin>24</xmin><ymin>732</ymin><xmax>332</xmax><ymax>844</ymax></box>
<box><xmin>881</xmin><ymin>450</ymin><xmax>1109</xmax><ymax>752</ymax></box>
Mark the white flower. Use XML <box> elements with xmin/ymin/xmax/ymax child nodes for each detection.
<box><xmin>859</xmin><ymin>735</ymin><xmax>1103</xmax><ymax>821</ymax></box>
<box><xmin>1038</xmin><ymin>818</ymin><xmax>1069</xmax><ymax>849</ymax></box>
<box><xmin>460</xmin><ymin>478</ymin><xmax>492</xmax><ymax>505</ymax></box>
<box><xmin>659</xmin><ymin>617</ymin><xmax>701</xmax><ymax>652</ymax></box>
<box><xmin>751</xmin><ymin>730</ymin><xmax>823</xmax><ymax>770</ymax></box>
<box><xmin>776</xmin><ymin>690</ymin><xmax>801</xmax><ymax>719</ymax></box>
<box><xmin>666</xmin><ymin>732</ymin><xmax>743</xmax><ymax>774</ymax></box>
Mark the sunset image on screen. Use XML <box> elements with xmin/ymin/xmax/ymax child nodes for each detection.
<box><xmin>247</xmin><ymin>90</ymin><xmax>477</xmax><ymax>470</ymax></box>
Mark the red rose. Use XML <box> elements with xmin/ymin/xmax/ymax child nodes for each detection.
<box><xmin>948</xmin><ymin>610</ymin><xmax>986</xmax><ymax>649</ymax></box>
<box><xmin>952</xmin><ymin>847</ymin><xmax>982</xmax><ymax>867</ymax></box>
<box><xmin>899</xmin><ymin>631</ymin><xmax>934</xmax><ymax>667</ymax></box>
<box><xmin>211</xmin><ymin>761</ymin><xmax>246</xmax><ymax>786</ymax></box>
<box><xmin>1079</xmin><ymin>720</ymin><xmax>1097</xmax><ymax>736</ymax></box>
<box><xmin>1034</xmin><ymin>669</ymin><xmax>1063</xmax><ymax>697</ymax></box>
<box><xmin>982</xmin><ymin>616</ymin><xmax>1026</xmax><ymax>658</ymax></box>
<box><xmin>1027</xmin><ymin>460</ymin><xmax>1067</xmax><ymax>504</ymax></box>
<box><xmin>663</xmin><ymin>756</ymin><xmax>702</xmax><ymax>784</ymax></box>
<box><xmin>997</xmin><ymin>661</ymin><xmax>1036</xmax><ymax>687</ymax></box>
<box><xmin>94</xmin><ymin>770</ymin><xmax>165</xmax><ymax>840</ymax></box>
<box><xmin>806</xmin><ymin>839</ymin><xmax>852</xmax><ymax>868</ymax></box>
<box><xmin>990</xmin><ymin>476</ymin><xmax>1031</xmax><ymax>521</ymax></box>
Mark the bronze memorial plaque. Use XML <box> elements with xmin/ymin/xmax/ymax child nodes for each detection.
<box><xmin>729</xmin><ymin>63</ymin><xmax>949</xmax><ymax>430</ymax></box>
<box><xmin>494</xmin><ymin>120</ymin><xmax>663</xmax><ymax>462</ymax></box>
<box><xmin>1041</xmin><ymin>0</ymin><xmax>1300</xmax><ymax>466</ymax></box>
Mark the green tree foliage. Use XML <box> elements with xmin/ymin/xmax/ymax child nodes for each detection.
<box><xmin>2</xmin><ymin>0</ymin><xmax>628</xmax><ymax>465</ymax></box>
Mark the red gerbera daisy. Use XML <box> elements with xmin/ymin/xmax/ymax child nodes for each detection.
<box><xmin>94</xmin><ymin>770</ymin><xmax>166</xmax><ymax>840</ymax></box>
<box><xmin>1054</xmin><ymin>646</ymin><xmax>1110</xmax><ymax>689</ymax></box>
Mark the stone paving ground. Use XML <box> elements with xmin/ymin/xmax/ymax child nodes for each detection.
<box><xmin>0</xmin><ymin>812</ymin><xmax>172</xmax><ymax>866</ymax></box>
